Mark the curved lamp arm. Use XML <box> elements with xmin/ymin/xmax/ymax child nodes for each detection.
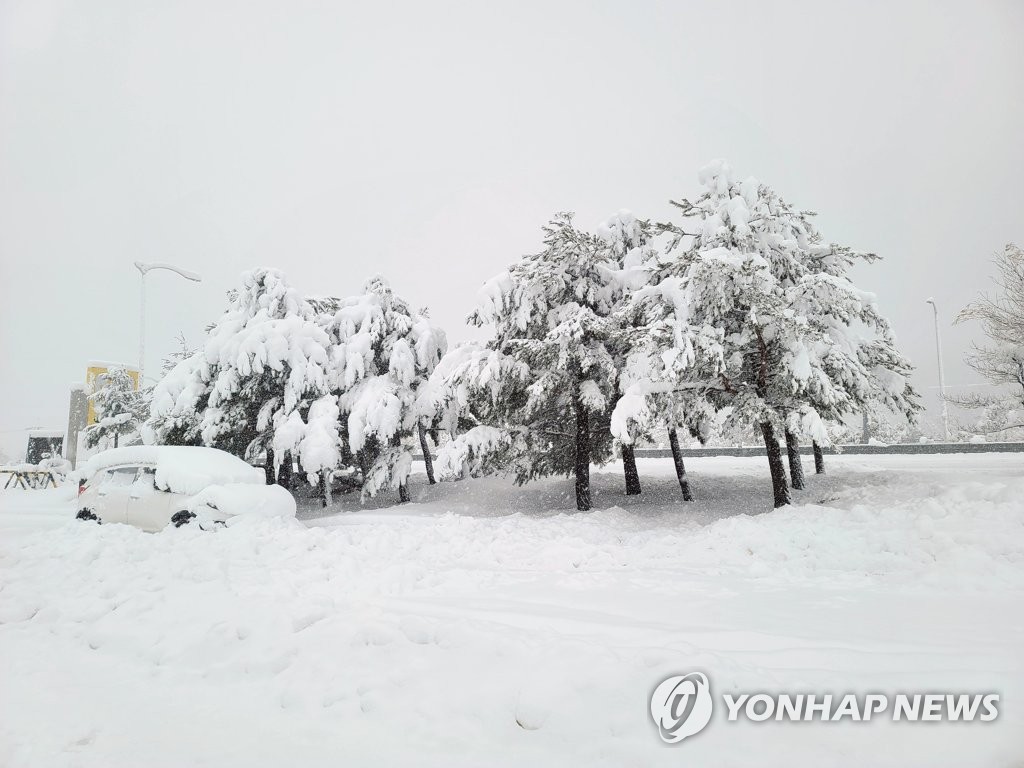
<box><xmin>133</xmin><ymin>261</ymin><xmax>202</xmax><ymax>282</ymax></box>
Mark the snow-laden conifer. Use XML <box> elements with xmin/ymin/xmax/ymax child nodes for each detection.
<box><xmin>320</xmin><ymin>277</ymin><xmax>447</xmax><ymax>502</ymax></box>
<box><xmin>434</xmin><ymin>213</ymin><xmax>626</xmax><ymax>510</ymax></box>
<box><xmin>613</xmin><ymin>161</ymin><xmax>918</xmax><ymax>506</ymax></box>
<box><xmin>85</xmin><ymin>366</ymin><xmax>148</xmax><ymax>449</ymax></box>
<box><xmin>149</xmin><ymin>269</ymin><xmax>333</xmax><ymax>484</ymax></box>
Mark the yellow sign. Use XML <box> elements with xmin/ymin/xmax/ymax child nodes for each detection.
<box><xmin>86</xmin><ymin>363</ymin><xmax>140</xmax><ymax>425</ymax></box>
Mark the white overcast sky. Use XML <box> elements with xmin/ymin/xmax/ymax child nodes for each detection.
<box><xmin>1</xmin><ymin>0</ymin><xmax>1022</xmax><ymax>457</ymax></box>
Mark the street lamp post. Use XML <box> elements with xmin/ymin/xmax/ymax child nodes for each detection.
<box><xmin>925</xmin><ymin>298</ymin><xmax>950</xmax><ymax>441</ymax></box>
<box><xmin>134</xmin><ymin>262</ymin><xmax>202</xmax><ymax>384</ymax></box>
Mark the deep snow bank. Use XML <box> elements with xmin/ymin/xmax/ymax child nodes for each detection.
<box><xmin>1</xmin><ymin>459</ymin><xmax>1021</xmax><ymax>767</ymax></box>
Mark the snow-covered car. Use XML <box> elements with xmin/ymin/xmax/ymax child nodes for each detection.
<box><xmin>74</xmin><ymin>446</ymin><xmax>296</xmax><ymax>531</ymax></box>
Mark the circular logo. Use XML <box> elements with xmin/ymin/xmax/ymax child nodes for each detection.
<box><xmin>650</xmin><ymin>672</ymin><xmax>714</xmax><ymax>744</ymax></box>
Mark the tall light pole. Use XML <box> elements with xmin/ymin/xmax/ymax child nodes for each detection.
<box><xmin>135</xmin><ymin>262</ymin><xmax>202</xmax><ymax>384</ymax></box>
<box><xmin>925</xmin><ymin>297</ymin><xmax>950</xmax><ymax>441</ymax></box>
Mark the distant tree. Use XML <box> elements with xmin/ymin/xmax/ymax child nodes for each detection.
<box><xmin>956</xmin><ymin>399</ymin><xmax>1024</xmax><ymax>442</ymax></box>
<box><xmin>85</xmin><ymin>366</ymin><xmax>147</xmax><ymax>449</ymax></box>
<box><xmin>954</xmin><ymin>243</ymin><xmax>1024</xmax><ymax>432</ymax></box>
<box><xmin>160</xmin><ymin>333</ymin><xmax>196</xmax><ymax>376</ymax></box>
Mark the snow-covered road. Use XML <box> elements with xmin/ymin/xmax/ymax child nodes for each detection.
<box><xmin>1</xmin><ymin>454</ymin><xmax>1021</xmax><ymax>767</ymax></box>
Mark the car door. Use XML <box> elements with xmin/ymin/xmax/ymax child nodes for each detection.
<box><xmin>92</xmin><ymin>466</ymin><xmax>139</xmax><ymax>524</ymax></box>
<box><xmin>127</xmin><ymin>467</ymin><xmax>172</xmax><ymax>532</ymax></box>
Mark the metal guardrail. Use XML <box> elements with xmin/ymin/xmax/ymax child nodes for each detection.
<box><xmin>633</xmin><ymin>442</ymin><xmax>1024</xmax><ymax>458</ymax></box>
<box><xmin>413</xmin><ymin>443</ymin><xmax>1024</xmax><ymax>461</ymax></box>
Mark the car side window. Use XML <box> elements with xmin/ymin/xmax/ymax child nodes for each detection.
<box><xmin>107</xmin><ymin>467</ymin><xmax>139</xmax><ymax>487</ymax></box>
<box><xmin>132</xmin><ymin>468</ymin><xmax>157</xmax><ymax>493</ymax></box>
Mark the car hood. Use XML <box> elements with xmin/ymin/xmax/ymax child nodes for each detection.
<box><xmin>185</xmin><ymin>483</ymin><xmax>297</xmax><ymax>520</ymax></box>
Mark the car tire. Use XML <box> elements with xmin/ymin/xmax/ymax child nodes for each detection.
<box><xmin>171</xmin><ymin>510</ymin><xmax>197</xmax><ymax>528</ymax></box>
<box><xmin>76</xmin><ymin>509</ymin><xmax>100</xmax><ymax>523</ymax></box>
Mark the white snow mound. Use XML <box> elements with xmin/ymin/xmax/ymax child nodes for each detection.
<box><xmin>186</xmin><ymin>483</ymin><xmax>297</xmax><ymax>521</ymax></box>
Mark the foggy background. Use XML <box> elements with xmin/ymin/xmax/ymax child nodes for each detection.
<box><xmin>2</xmin><ymin>0</ymin><xmax>1022</xmax><ymax>459</ymax></box>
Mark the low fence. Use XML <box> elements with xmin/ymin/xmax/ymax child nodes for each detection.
<box><xmin>634</xmin><ymin>442</ymin><xmax>1024</xmax><ymax>458</ymax></box>
<box><xmin>413</xmin><ymin>443</ymin><xmax>1024</xmax><ymax>462</ymax></box>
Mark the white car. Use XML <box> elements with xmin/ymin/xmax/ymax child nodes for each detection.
<box><xmin>75</xmin><ymin>446</ymin><xmax>296</xmax><ymax>531</ymax></box>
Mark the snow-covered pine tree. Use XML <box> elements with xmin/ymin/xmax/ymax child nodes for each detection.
<box><xmin>612</xmin><ymin>367</ymin><xmax>719</xmax><ymax>500</ymax></box>
<box><xmin>595</xmin><ymin>209</ymin><xmax>660</xmax><ymax>496</ymax></box>
<box><xmin>437</xmin><ymin>213</ymin><xmax>623</xmax><ymax>511</ymax></box>
<box><xmin>614</xmin><ymin>161</ymin><xmax>917</xmax><ymax>507</ymax></box>
<box><xmin>149</xmin><ymin>269</ymin><xmax>334</xmax><ymax>486</ymax></box>
<box><xmin>763</xmin><ymin>177</ymin><xmax>920</xmax><ymax>478</ymax></box>
<box><xmin>319</xmin><ymin>277</ymin><xmax>446</xmax><ymax>503</ymax></box>
<box><xmin>85</xmin><ymin>366</ymin><xmax>147</xmax><ymax>449</ymax></box>
<box><xmin>145</xmin><ymin>334</ymin><xmax>206</xmax><ymax>448</ymax></box>
<box><xmin>601</xmin><ymin>210</ymin><xmax>725</xmax><ymax>501</ymax></box>
<box><xmin>411</xmin><ymin>308</ymin><xmax>448</xmax><ymax>484</ymax></box>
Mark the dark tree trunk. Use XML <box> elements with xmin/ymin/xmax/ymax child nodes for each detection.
<box><xmin>113</xmin><ymin>433</ymin><xmax>119</xmax><ymax>449</ymax></box>
<box><xmin>277</xmin><ymin>451</ymin><xmax>293</xmax><ymax>487</ymax></box>
<box><xmin>319</xmin><ymin>470</ymin><xmax>331</xmax><ymax>507</ymax></box>
<box><xmin>621</xmin><ymin>444</ymin><xmax>641</xmax><ymax>496</ymax></box>
<box><xmin>667</xmin><ymin>427</ymin><xmax>693</xmax><ymax>501</ymax></box>
<box><xmin>418</xmin><ymin>423</ymin><xmax>436</xmax><ymax>485</ymax></box>
<box><xmin>390</xmin><ymin>433</ymin><xmax>411</xmax><ymax>503</ymax></box>
<box><xmin>813</xmin><ymin>441</ymin><xmax>826</xmax><ymax>474</ymax></box>
<box><xmin>574</xmin><ymin>393</ymin><xmax>591</xmax><ymax>511</ymax></box>
<box><xmin>785</xmin><ymin>429</ymin><xmax>805</xmax><ymax>490</ymax></box>
<box><xmin>760</xmin><ymin>421</ymin><xmax>791</xmax><ymax>508</ymax></box>
<box><xmin>264</xmin><ymin>445</ymin><xmax>275</xmax><ymax>485</ymax></box>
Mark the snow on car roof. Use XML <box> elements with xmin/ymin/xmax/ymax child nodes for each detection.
<box><xmin>79</xmin><ymin>446</ymin><xmax>263</xmax><ymax>495</ymax></box>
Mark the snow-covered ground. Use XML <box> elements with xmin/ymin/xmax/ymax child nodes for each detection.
<box><xmin>1</xmin><ymin>454</ymin><xmax>1021</xmax><ymax>767</ymax></box>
